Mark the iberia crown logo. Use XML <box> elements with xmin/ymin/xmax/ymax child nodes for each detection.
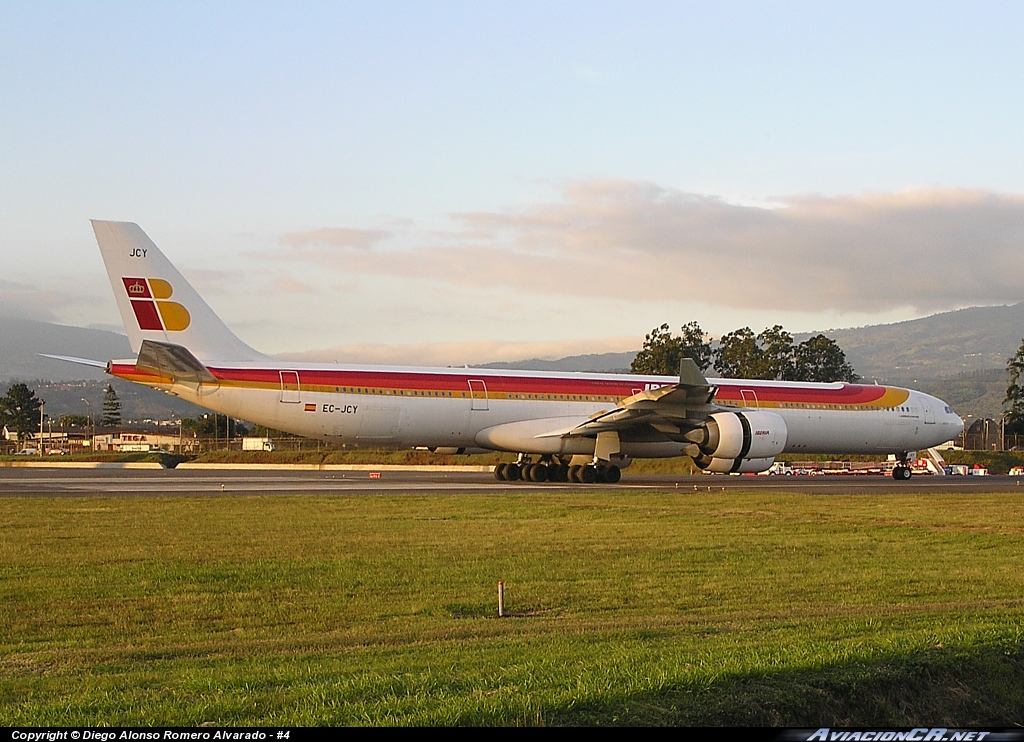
<box><xmin>121</xmin><ymin>277</ymin><xmax>191</xmax><ymax>331</ymax></box>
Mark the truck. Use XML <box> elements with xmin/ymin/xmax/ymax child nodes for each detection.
<box><xmin>758</xmin><ymin>461</ymin><xmax>794</xmax><ymax>476</ymax></box>
<box><xmin>242</xmin><ymin>437</ymin><xmax>275</xmax><ymax>452</ymax></box>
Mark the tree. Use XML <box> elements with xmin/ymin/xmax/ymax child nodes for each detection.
<box><xmin>248</xmin><ymin>423</ymin><xmax>281</xmax><ymax>438</ymax></box>
<box><xmin>58</xmin><ymin>414</ymin><xmax>91</xmax><ymax>428</ymax></box>
<box><xmin>756</xmin><ymin>325</ymin><xmax>796</xmax><ymax>380</ymax></box>
<box><xmin>181</xmin><ymin>415</ymin><xmax>249</xmax><ymax>439</ymax></box>
<box><xmin>677</xmin><ymin>321</ymin><xmax>713</xmax><ymax>371</ymax></box>
<box><xmin>101</xmin><ymin>385</ymin><xmax>122</xmax><ymax>427</ymax></box>
<box><xmin>712</xmin><ymin>327</ymin><xmax>761</xmax><ymax>378</ymax></box>
<box><xmin>1005</xmin><ymin>339</ymin><xmax>1024</xmax><ymax>434</ymax></box>
<box><xmin>631</xmin><ymin>322</ymin><xmax>712</xmax><ymax>375</ymax></box>
<box><xmin>0</xmin><ymin>383</ymin><xmax>43</xmax><ymax>440</ymax></box>
<box><xmin>792</xmin><ymin>335</ymin><xmax>860</xmax><ymax>383</ymax></box>
<box><xmin>713</xmin><ymin>325</ymin><xmax>859</xmax><ymax>382</ymax></box>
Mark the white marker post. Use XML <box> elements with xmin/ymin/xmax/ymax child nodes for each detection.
<box><xmin>497</xmin><ymin>581</ymin><xmax>505</xmax><ymax>618</ymax></box>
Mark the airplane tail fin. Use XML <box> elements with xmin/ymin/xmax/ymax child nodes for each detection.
<box><xmin>91</xmin><ymin>221</ymin><xmax>266</xmax><ymax>363</ymax></box>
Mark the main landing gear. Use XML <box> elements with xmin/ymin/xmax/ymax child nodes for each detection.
<box><xmin>891</xmin><ymin>451</ymin><xmax>914</xmax><ymax>481</ymax></box>
<box><xmin>494</xmin><ymin>456</ymin><xmax>621</xmax><ymax>484</ymax></box>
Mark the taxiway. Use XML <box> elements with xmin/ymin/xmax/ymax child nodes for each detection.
<box><xmin>0</xmin><ymin>467</ymin><xmax>1020</xmax><ymax>497</ymax></box>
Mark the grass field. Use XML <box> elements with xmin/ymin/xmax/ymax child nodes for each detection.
<box><xmin>2</xmin><ymin>489</ymin><xmax>1023</xmax><ymax>726</ymax></box>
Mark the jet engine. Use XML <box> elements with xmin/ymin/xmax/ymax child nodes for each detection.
<box><xmin>687</xmin><ymin>410</ymin><xmax>788</xmax><ymax>474</ymax></box>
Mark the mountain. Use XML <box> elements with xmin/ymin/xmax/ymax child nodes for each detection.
<box><xmin>9</xmin><ymin>305</ymin><xmax>1022</xmax><ymax>384</ymax></box>
<box><xmin>31</xmin><ymin>378</ymin><xmax>210</xmax><ymax>425</ymax></box>
<box><xmin>477</xmin><ymin>306</ymin><xmax>1024</xmax><ymax>420</ymax></box>
<box><xmin>0</xmin><ymin>317</ymin><xmax>206</xmax><ymax>422</ymax></box>
<box><xmin>5</xmin><ymin>303</ymin><xmax>1023</xmax><ymax>421</ymax></box>
<box><xmin>477</xmin><ymin>351</ymin><xmax>636</xmax><ymax>374</ymax></box>
<box><xmin>476</xmin><ymin>304</ymin><xmax>1024</xmax><ymax>384</ymax></box>
<box><xmin>808</xmin><ymin>303</ymin><xmax>1024</xmax><ymax>385</ymax></box>
<box><xmin>0</xmin><ymin>317</ymin><xmax>131</xmax><ymax>381</ymax></box>
<box><xmin>912</xmin><ymin>368</ymin><xmax>1007</xmax><ymax>424</ymax></box>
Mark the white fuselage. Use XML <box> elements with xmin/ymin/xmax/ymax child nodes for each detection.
<box><xmin>112</xmin><ymin>360</ymin><xmax>963</xmax><ymax>458</ymax></box>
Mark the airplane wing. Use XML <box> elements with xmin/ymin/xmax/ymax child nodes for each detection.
<box><xmin>568</xmin><ymin>359</ymin><xmax>720</xmax><ymax>442</ymax></box>
<box><xmin>524</xmin><ymin>358</ymin><xmax>716</xmax><ymax>440</ymax></box>
<box><xmin>476</xmin><ymin>358</ymin><xmax>722</xmax><ymax>457</ymax></box>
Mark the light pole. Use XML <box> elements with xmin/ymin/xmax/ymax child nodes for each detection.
<box><xmin>82</xmin><ymin>398</ymin><xmax>92</xmax><ymax>452</ymax></box>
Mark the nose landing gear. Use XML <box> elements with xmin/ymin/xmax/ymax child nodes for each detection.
<box><xmin>891</xmin><ymin>465</ymin><xmax>913</xmax><ymax>480</ymax></box>
<box><xmin>891</xmin><ymin>451</ymin><xmax>914</xmax><ymax>480</ymax></box>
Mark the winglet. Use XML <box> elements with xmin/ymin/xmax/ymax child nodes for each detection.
<box><xmin>679</xmin><ymin>357</ymin><xmax>709</xmax><ymax>387</ymax></box>
<box><xmin>613</xmin><ymin>358</ymin><xmax>717</xmax><ymax>411</ymax></box>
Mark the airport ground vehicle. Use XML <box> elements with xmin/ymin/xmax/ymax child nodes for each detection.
<box><xmin>242</xmin><ymin>437</ymin><xmax>276</xmax><ymax>452</ymax></box>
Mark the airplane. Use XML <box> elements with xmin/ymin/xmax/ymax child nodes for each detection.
<box><xmin>61</xmin><ymin>221</ymin><xmax>964</xmax><ymax>483</ymax></box>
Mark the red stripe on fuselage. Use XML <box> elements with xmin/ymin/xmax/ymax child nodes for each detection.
<box><xmin>106</xmin><ymin>362</ymin><xmax>904</xmax><ymax>406</ymax></box>
<box><xmin>212</xmin><ymin>367</ymin><xmax>632</xmax><ymax>396</ymax></box>
<box><xmin>712</xmin><ymin>383</ymin><xmax>891</xmax><ymax>405</ymax></box>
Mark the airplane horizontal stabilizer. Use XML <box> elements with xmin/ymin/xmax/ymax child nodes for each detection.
<box><xmin>39</xmin><ymin>353</ymin><xmax>109</xmax><ymax>370</ymax></box>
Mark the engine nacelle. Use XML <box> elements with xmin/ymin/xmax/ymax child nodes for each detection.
<box><xmin>415</xmin><ymin>446</ymin><xmax>481</xmax><ymax>455</ymax></box>
<box><xmin>699</xmin><ymin>456</ymin><xmax>777</xmax><ymax>474</ymax></box>
<box><xmin>690</xmin><ymin>410</ymin><xmax>788</xmax><ymax>473</ymax></box>
<box><xmin>475</xmin><ymin>417</ymin><xmax>596</xmax><ymax>455</ymax></box>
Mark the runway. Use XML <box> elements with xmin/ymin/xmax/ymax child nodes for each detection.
<box><xmin>0</xmin><ymin>466</ymin><xmax>1020</xmax><ymax>497</ymax></box>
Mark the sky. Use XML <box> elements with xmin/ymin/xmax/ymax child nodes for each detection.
<box><xmin>3</xmin><ymin>1</ymin><xmax>1024</xmax><ymax>365</ymax></box>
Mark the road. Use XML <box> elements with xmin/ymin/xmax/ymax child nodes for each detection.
<box><xmin>0</xmin><ymin>467</ymin><xmax>1021</xmax><ymax>497</ymax></box>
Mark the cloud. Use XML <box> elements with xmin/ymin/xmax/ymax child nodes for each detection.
<box><xmin>280</xmin><ymin>227</ymin><xmax>392</xmax><ymax>250</ymax></box>
<box><xmin>0</xmin><ymin>280</ymin><xmax>76</xmax><ymax>322</ymax></box>
<box><xmin>277</xmin><ymin>337</ymin><xmax>640</xmax><ymax>367</ymax></box>
<box><xmin>273</xmin><ymin>276</ymin><xmax>315</xmax><ymax>294</ymax></box>
<box><xmin>179</xmin><ymin>268</ymin><xmax>249</xmax><ymax>298</ymax></box>
<box><xmin>269</xmin><ymin>183</ymin><xmax>1024</xmax><ymax>316</ymax></box>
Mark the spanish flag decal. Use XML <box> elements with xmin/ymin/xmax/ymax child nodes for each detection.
<box><xmin>304</xmin><ymin>403</ymin><xmax>317</xmax><ymax>412</ymax></box>
<box><xmin>122</xmin><ymin>277</ymin><xmax>191</xmax><ymax>331</ymax></box>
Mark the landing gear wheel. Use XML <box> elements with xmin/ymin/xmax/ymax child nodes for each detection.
<box><xmin>530</xmin><ymin>463</ymin><xmax>549</xmax><ymax>482</ymax></box>
<box><xmin>602</xmin><ymin>464</ymin><xmax>621</xmax><ymax>484</ymax></box>
<box><xmin>494</xmin><ymin>463</ymin><xmax>507</xmax><ymax>481</ymax></box>
<box><xmin>551</xmin><ymin>464</ymin><xmax>569</xmax><ymax>482</ymax></box>
<box><xmin>580</xmin><ymin>465</ymin><xmax>598</xmax><ymax>484</ymax></box>
<box><xmin>892</xmin><ymin>465</ymin><xmax>912</xmax><ymax>481</ymax></box>
<box><xmin>505</xmin><ymin>463</ymin><xmax>521</xmax><ymax>482</ymax></box>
